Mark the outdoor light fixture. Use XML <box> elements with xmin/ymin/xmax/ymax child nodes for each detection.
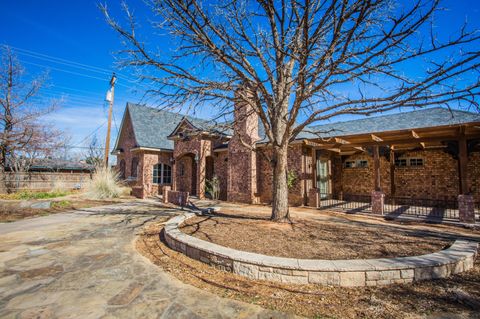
<box><xmin>194</xmin><ymin>154</ymin><xmax>199</xmax><ymax>163</ymax></box>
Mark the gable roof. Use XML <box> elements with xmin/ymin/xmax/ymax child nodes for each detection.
<box><xmin>115</xmin><ymin>103</ymin><xmax>231</xmax><ymax>151</ymax></box>
<box><xmin>297</xmin><ymin>107</ymin><xmax>480</xmax><ymax>139</ymax></box>
<box><xmin>116</xmin><ymin>103</ymin><xmax>480</xmax><ymax>151</ymax></box>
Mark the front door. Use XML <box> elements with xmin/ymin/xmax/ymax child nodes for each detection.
<box><xmin>316</xmin><ymin>158</ymin><xmax>329</xmax><ymax>199</ymax></box>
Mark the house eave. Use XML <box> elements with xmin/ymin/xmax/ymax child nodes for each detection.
<box><xmin>130</xmin><ymin>147</ymin><xmax>173</xmax><ymax>153</ymax></box>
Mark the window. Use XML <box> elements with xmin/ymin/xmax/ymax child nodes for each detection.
<box><xmin>409</xmin><ymin>158</ymin><xmax>424</xmax><ymax>167</ymax></box>
<box><xmin>179</xmin><ymin>163</ymin><xmax>185</xmax><ymax>176</ymax></box>
<box><xmin>153</xmin><ymin>163</ymin><xmax>172</xmax><ymax>184</ymax></box>
<box><xmin>344</xmin><ymin>161</ymin><xmax>355</xmax><ymax>168</ymax></box>
<box><xmin>344</xmin><ymin>160</ymin><xmax>368</xmax><ymax>168</ymax></box>
<box><xmin>119</xmin><ymin>159</ymin><xmax>126</xmax><ymax>179</ymax></box>
<box><xmin>356</xmin><ymin>160</ymin><xmax>368</xmax><ymax>168</ymax></box>
<box><xmin>131</xmin><ymin>157</ymin><xmax>139</xmax><ymax>178</ymax></box>
<box><xmin>395</xmin><ymin>158</ymin><xmax>407</xmax><ymax>167</ymax></box>
<box><xmin>395</xmin><ymin>157</ymin><xmax>424</xmax><ymax>167</ymax></box>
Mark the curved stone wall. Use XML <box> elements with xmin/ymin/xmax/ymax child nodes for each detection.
<box><xmin>164</xmin><ymin>213</ymin><xmax>478</xmax><ymax>287</ymax></box>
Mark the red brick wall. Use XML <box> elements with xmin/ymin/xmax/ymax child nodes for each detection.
<box><xmin>213</xmin><ymin>151</ymin><xmax>228</xmax><ymax>200</ymax></box>
<box><xmin>467</xmin><ymin>151</ymin><xmax>480</xmax><ymax>202</ymax></box>
<box><xmin>393</xmin><ymin>150</ymin><xmax>458</xmax><ymax>200</ymax></box>
<box><xmin>256</xmin><ymin>144</ymin><xmax>312</xmax><ymax>206</ymax></box>
<box><xmin>176</xmin><ymin>154</ymin><xmax>195</xmax><ymax>195</ymax></box>
<box><xmin>340</xmin><ymin>153</ymin><xmax>390</xmax><ymax>195</ymax></box>
<box><xmin>140</xmin><ymin>151</ymin><xmax>173</xmax><ymax>197</ymax></box>
<box><xmin>337</xmin><ymin>149</ymin><xmax>467</xmax><ymax>201</ymax></box>
<box><xmin>115</xmin><ymin>110</ymin><xmax>137</xmax><ymax>179</ymax></box>
<box><xmin>227</xmin><ymin>97</ymin><xmax>259</xmax><ymax>203</ymax></box>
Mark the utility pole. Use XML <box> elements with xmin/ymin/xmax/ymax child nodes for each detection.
<box><xmin>104</xmin><ymin>73</ymin><xmax>116</xmax><ymax>167</ymax></box>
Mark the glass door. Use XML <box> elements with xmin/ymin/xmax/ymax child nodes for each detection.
<box><xmin>316</xmin><ymin>158</ymin><xmax>329</xmax><ymax>199</ymax></box>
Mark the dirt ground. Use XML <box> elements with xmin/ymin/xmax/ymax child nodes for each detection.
<box><xmin>0</xmin><ymin>194</ymin><xmax>132</xmax><ymax>222</ymax></box>
<box><xmin>137</xmin><ymin>219</ymin><xmax>480</xmax><ymax>319</ymax></box>
<box><xmin>179</xmin><ymin>209</ymin><xmax>454</xmax><ymax>259</ymax></box>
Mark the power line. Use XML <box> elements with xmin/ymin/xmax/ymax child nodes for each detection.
<box><xmin>73</xmin><ymin>120</ymin><xmax>108</xmax><ymax>148</ymax></box>
<box><xmin>6</xmin><ymin>44</ymin><xmax>153</xmax><ymax>90</ymax></box>
<box><xmin>21</xmin><ymin>60</ymin><xmax>111</xmax><ymax>82</ymax></box>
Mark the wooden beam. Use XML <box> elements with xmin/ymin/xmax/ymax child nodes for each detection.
<box><xmin>353</xmin><ymin>146</ymin><xmax>367</xmax><ymax>152</ymax></box>
<box><xmin>327</xmin><ymin>148</ymin><xmax>342</xmax><ymax>153</ymax></box>
<box><xmin>334</xmin><ymin>137</ymin><xmax>351</xmax><ymax>145</ymax></box>
<box><xmin>390</xmin><ymin>148</ymin><xmax>395</xmax><ymax>199</ymax></box>
<box><xmin>411</xmin><ymin>130</ymin><xmax>420</xmax><ymax>139</ymax></box>
<box><xmin>420</xmin><ymin>142</ymin><xmax>426</xmax><ymax>149</ymax></box>
<box><xmin>371</xmin><ymin>134</ymin><xmax>383</xmax><ymax>142</ymax></box>
<box><xmin>373</xmin><ymin>146</ymin><xmax>381</xmax><ymax>191</ymax></box>
<box><xmin>458</xmin><ymin>127</ymin><xmax>469</xmax><ymax>194</ymax></box>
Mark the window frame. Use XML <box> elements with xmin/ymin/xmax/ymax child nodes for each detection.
<box><xmin>130</xmin><ymin>157</ymin><xmax>139</xmax><ymax>178</ymax></box>
<box><xmin>152</xmin><ymin>163</ymin><xmax>172</xmax><ymax>185</ymax></box>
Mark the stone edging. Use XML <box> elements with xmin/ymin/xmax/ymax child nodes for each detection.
<box><xmin>164</xmin><ymin>213</ymin><xmax>478</xmax><ymax>287</ymax></box>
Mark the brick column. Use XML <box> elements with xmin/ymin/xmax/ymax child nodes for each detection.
<box><xmin>371</xmin><ymin>191</ymin><xmax>385</xmax><ymax>215</ymax></box>
<box><xmin>458</xmin><ymin>194</ymin><xmax>475</xmax><ymax>224</ymax></box>
<box><xmin>308</xmin><ymin>188</ymin><xmax>319</xmax><ymax>208</ymax></box>
<box><xmin>163</xmin><ymin>186</ymin><xmax>171</xmax><ymax>204</ymax></box>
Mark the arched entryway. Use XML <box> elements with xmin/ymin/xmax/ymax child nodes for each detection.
<box><xmin>176</xmin><ymin>153</ymin><xmax>198</xmax><ymax>196</ymax></box>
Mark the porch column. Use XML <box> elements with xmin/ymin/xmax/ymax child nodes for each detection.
<box><xmin>458</xmin><ymin>128</ymin><xmax>475</xmax><ymax>223</ymax></box>
<box><xmin>371</xmin><ymin>145</ymin><xmax>384</xmax><ymax>215</ymax></box>
<box><xmin>389</xmin><ymin>148</ymin><xmax>396</xmax><ymax>204</ymax></box>
<box><xmin>197</xmin><ymin>151</ymin><xmax>206</xmax><ymax>199</ymax></box>
<box><xmin>172</xmin><ymin>157</ymin><xmax>177</xmax><ymax>191</ymax></box>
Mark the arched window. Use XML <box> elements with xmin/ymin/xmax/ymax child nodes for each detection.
<box><xmin>131</xmin><ymin>157</ymin><xmax>139</xmax><ymax>178</ymax></box>
<box><xmin>153</xmin><ymin>163</ymin><xmax>172</xmax><ymax>184</ymax></box>
<box><xmin>119</xmin><ymin>159</ymin><xmax>126</xmax><ymax>179</ymax></box>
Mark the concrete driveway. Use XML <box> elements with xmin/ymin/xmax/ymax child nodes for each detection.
<box><xmin>0</xmin><ymin>202</ymin><xmax>293</xmax><ymax>319</ymax></box>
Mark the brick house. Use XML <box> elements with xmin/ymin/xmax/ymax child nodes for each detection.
<box><xmin>113</xmin><ymin>102</ymin><xmax>480</xmax><ymax>219</ymax></box>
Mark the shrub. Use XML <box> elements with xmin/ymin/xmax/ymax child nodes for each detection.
<box><xmin>206</xmin><ymin>175</ymin><xmax>220</xmax><ymax>200</ymax></box>
<box><xmin>85</xmin><ymin>165</ymin><xmax>125</xmax><ymax>199</ymax></box>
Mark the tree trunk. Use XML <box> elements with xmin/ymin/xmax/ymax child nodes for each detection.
<box><xmin>271</xmin><ymin>144</ymin><xmax>290</xmax><ymax>222</ymax></box>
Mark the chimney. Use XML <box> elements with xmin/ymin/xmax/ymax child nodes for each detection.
<box><xmin>227</xmin><ymin>85</ymin><xmax>259</xmax><ymax>203</ymax></box>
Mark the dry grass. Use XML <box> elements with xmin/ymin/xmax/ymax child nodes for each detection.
<box><xmin>85</xmin><ymin>165</ymin><xmax>127</xmax><ymax>199</ymax></box>
<box><xmin>0</xmin><ymin>198</ymin><xmax>122</xmax><ymax>223</ymax></box>
<box><xmin>137</xmin><ymin>220</ymin><xmax>480</xmax><ymax>319</ymax></box>
<box><xmin>179</xmin><ymin>210</ymin><xmax>452</xmax><ymax>259</ymax></box>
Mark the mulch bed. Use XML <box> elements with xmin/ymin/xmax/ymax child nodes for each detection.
<box><xmin>137</xmin><ymin>220</ymin><xmax>480</xmax><ymax>319</ymax></box>
<box><xmin>179</xmin><ymin>209</ymin><xmax>452</xmax><ymax>259</ymax></box>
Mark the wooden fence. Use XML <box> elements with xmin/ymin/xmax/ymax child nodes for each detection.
<box><xmin>0</xmin><ymin>171</ymin><xmax>93</xmax><ymax>193</ymax></box>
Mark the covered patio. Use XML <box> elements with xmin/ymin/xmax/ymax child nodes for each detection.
<box><xmin>308</xmin><ymin>121</ymin><xmax>480</xmax><ymax>224</ymax></box>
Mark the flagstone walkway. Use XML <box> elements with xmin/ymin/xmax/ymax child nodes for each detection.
<box><xmin>0</xmin><ymin>201</ymin><xmax>296</xmax><ymax>319</ymax></box>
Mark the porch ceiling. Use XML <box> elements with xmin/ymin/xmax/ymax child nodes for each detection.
<box><xmin>309</xmin><ymin>122</ymin><xmax>480</xmax><ymax>154</ymax></box>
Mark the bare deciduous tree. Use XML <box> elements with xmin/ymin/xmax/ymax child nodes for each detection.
<box><xmin>102</xmin><ymin>0</ymin><xmax>480</xmax><ymax>221</ymax></box>
<box><xmin>0</xmin><ymin>47</ymin><xmax>65</xmax><ymax>191</ymax></box>
<box><xmin>84</xmin><ymin>135</ymin><xmax>105</xmax><ymax>167</ymax></box>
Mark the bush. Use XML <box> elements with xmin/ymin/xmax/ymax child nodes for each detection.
<box><xmin>206</xmin><ymin>175</ymin><xmax>220</xmax><ymax>200</ymax></box>
<box><xmin>85</xmin><ymin>165</ymin><xmax>125</xmax><ymax>199</ymax></box>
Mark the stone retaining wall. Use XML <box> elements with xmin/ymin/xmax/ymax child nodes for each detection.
<box><xmin>164</xmin><ymin>213</ymin><xmax>478</xmax><ymax>287</ymax></box>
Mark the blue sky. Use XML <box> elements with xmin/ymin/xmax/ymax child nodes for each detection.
<box><xmin>1</xmin><ymin>0</ymin><xmax>480</xmax><ymax>159</ymax></box>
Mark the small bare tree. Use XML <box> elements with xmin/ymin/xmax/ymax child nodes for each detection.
<box><xmin>103</xmin><ymin>0</ymin><xmax>480</xmax><ymax>221</ymax></box>
<box><xmin>84</xmin><ymin>135</ymin><xmax>105</xmax><ymax>167</ymax></box>
<box><xmin>0</xmin><ymin>47</ymin><xmax>65</xmax><ymax>191</ymax></box>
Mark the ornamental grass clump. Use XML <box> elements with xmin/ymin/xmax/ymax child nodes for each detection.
<box><xmin>86</xmin><ymin>165</ymin><xmax>124</xmax><ymax>199</ymax></box>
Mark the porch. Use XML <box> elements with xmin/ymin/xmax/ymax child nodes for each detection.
<box><xmin>308</xmin><ymin>123</ymin><xmax>480</xmax><ymax>224</ymax></box>
<box><xmin>312</xmin><ymin>192</ymin><xmax>480</xmax><ymax>224</ymax></box>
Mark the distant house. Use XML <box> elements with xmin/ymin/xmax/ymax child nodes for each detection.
<box><xmin>2</xmin><ymin>159</ymin><xmax>94</xmax><ymax>192</ymax></box>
